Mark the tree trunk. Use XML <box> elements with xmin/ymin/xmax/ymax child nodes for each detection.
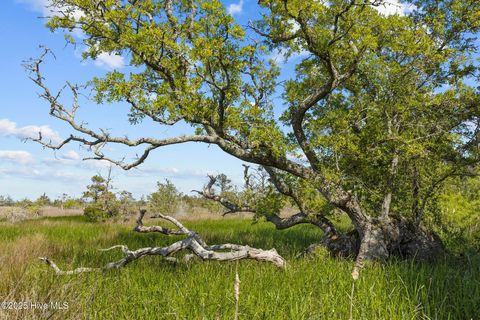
<box><xmin>350</xmin><ymin>215</ymin><xmax>445</xmax><ymax>277</ymax></box>
<box><xmin>357</xmin><ymin>217</ymin><xmax>444</xmax><ymax>262</ymax></box>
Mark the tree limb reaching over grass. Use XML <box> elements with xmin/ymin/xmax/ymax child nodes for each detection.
<box><xmin>39</xmin><ymin>209</ymin><xmax>286</xmax><ymax>274</ymax></box>
<box><xmin>194</xmin><ymin>166</ymin><xmax>359</xmax><ymax>257</ymax></box>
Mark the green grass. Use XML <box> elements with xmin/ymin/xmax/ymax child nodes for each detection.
<box><xmin>0</xmin><ymin>216</ymin><xmax>479</xmax><ymax>319</ymax></box>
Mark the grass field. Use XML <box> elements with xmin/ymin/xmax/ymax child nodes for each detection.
<box><xmin>0</xmin><ymin>215</ymin><xmax>479</xmax><ymax>319</ymax></box>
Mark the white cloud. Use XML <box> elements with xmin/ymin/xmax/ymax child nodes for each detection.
<box><xmin>0</xmin><ymin>150</ymin><xmax>34</xmax><ymax>165</ymax></box>
<box><xmin>0</xmin><ymin>119</ymin><xmax>62</xmax><ymax>143</ymax></box>
<box><xmin>289</xmin><ymin>19</ymin><xmax>301</xmax><ymax>33</ymax></box>
<box><xmin>268</xmin><ymin>48</ymin><xmax>309</xmax><ymax>64</ymax></box>
<box><xmin>83</xmin><ymin>159</ymin><xmax>114</xmax><ymax>170</ymax></box>
<box><xmin>0</xmin><ymin>167</ymin><xmax>39</xmax><ymax>178</ymax></box>
<box><xmin>287</xmin><ymin>152</ymin><xmax>308</xmax><ymax>163</ymax></box>
<box><xmin>125</xmin><ymin>166</ymin><xmax>208</xmax><ymax>179</ymax></box>
<box><xmin>374</xmin><ymin>0</ymin><xmax>416</xmax><ymax>16</ymax></box>
<box><xmin>61</xmin><ymin>150</ymin><xmax>81</xmax><ymax>161</ymax></box>
<box><xmin>42</xmin><ymin>154</ymin><xmax>115</xmax><ymax>171</ymax></box>
<box><xmin>16</xmin><ymin>0</ymin><xmax>85</xmax><ymax>30</ymax></box>
<box><xmin>16</xmin><ymin>0</ymin><xmax>50</xmax><ymax>15</ymax></box>
<box><xmin>94</xmin><ymin>52</ymin><xmax>125</xmax><ymax>70</ymax></box>
<box><xmin>52</xmin><ymin>171</ymin><xmax>84</xmax><ymax>180</ymax></box>
<box><xmin>42</xmin><ymin>150</ymin><xmax>82</xmax><ymax>166</ymax></box>
<box><xmin>18</xmin><ymin>1</ymin><xmax>128</xmax><ymax>69</ymax></box>
<box><xmin>0</xmin><ymin>118</ymin><xmax>16</xmax><ymax>134</ymax></box>
<box><xmin>227</xmin><ymin>0</ymin><xmax>244</xmax><ymax>16</ymax></box>
<box><xmin>42</xmin><ymin>157</ymin><xmax>75</xmax><ymax>166</ymax></box>
<box><xmin>17</xmin><ymin>0</ymin><xmax>84</xmax><ymax>19</ymax></box>
<box><xmin>0</xmin><ymin>166</ymin><xmax>85</xmax><ymax>181</ymax></box>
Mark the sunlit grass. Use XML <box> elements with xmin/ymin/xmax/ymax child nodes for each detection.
<box><xmin>0</xmin><ymin>216</ymin><xmax>478</xmax><ymax>319</ymax></box>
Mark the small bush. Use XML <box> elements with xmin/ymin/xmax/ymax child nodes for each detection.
<box><xmin>83</xmin><ymin>205</ymin><xmax>110</xmax><ymax>222</ymax></box>
<box><xmin>63</xmin><ymin>199</ymin><xmax>83</xmax><ymax>210</ymax></box>
<box><xmin>148</xmin><ymin>179</ymin><xmax>181</xmax><ymax>215</ymax></box>
<box><xmin>26</xmin><ymin>205</ymin><xmax>41</xmax><ymax>216</ymax></box>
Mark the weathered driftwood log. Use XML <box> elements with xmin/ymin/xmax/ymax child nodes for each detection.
<box><xmin>39</xmin><ymin>209</ymin><xmax>286</xmax><ymax>274</ymax></box>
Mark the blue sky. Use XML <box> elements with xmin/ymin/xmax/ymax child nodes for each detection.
<box><xmin>0</xmin><ymin>0</ymin><xmax>414</xmax><ymax>200</ymax></box>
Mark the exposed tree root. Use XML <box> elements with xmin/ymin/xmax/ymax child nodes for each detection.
<box><xmin>39</xmin><ymin>209</ymin><xmax>286</xmax><ymax>274</ymax></box>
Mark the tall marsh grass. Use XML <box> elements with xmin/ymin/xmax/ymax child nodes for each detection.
<box><xmin>0</xmin><ymin>215</ymin><xmax>478</xmax><ymax>319</ymax></box>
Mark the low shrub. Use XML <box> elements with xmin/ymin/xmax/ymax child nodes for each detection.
<box><xmin>83</xmin><ymin>204</ymin><xmax>119</xmax><ymax>222</ymax></box>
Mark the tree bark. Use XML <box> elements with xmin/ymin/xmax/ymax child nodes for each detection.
<box><xmin>351</xmin><ymin>215</ymin><xmax>445</xmax><ymax>279</ymax></box>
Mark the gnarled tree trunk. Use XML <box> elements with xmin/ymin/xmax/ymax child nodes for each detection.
<box><xmin>351</xmin><ymin>214</ymin><xmax>444</xmax><ymax>278</ymax></box>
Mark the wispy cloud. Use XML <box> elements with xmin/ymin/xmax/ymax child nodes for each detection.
<box><xmin>42</xmin><ymin>150</ymin><xmax>82</xmax><ymax>166</ymax></box>
<box><xmin>374</xmin><ymin>0</ymin><xmax>416</xmax><ymax>16</ymax></box>
<box><xmin>82</xmin><ymin>159</ymin><xmax>114</xmax><ymax>170</ymax></box>
<box><xmin>268</xmin><ymin>48</ymin><xmax>309</xmax><ymax>65</ymax></box>
<box><xmin>94</xmin><ymin>52</ymin><xmax>125</xmax><ymax>70</ymax></box>
<box><xmin>0</xmin><ymin>166</ymin><xmax>85</xmax><ymax>181</ymax></box>
<box><xmin>16</xmin><ymin>0</ymin><xmax>85</xmax><ymax>19</ymax></box>
<box><xmin>0</xmin><ymin>167</ymin><xmax>40</xmax><ymax>178</ymax></box>
<box><xmin>0</xmin><ymin>150</ymin><xmax>34</xmax><ymax>165</ymax></box>
<box><xmin>125</xmin><ymin>166</ymin><xmax>208</xmax><ymax>179</ymax></box>
<box><xmin>16</xmin><ymin>0</ymin><xmax>84</xmax><ymax>35</ymax></box>
<box><xmin>0</xmin><ymin>119</ymin><xmax>62</xmax><ymax>143</ymax></box>
<box><xmin>61</xmin><ymin>150</ymin><xmax>81</xmax><ymax>161</ymax></box>
<box><xmin>227</xmin><ymin>0</ymin><xmax>244</xmax><ymax>16</ymax></box>
<box><xmin>287</xmin><ymin>152</ymin><xmax>307</xmax><ymax>161</ymax></box>
<box><xmin>42</xmin><ymin>152</ymin><xmax>116</xmax><ymax>171</ymax></box>
<box><xmin>51</xmin><ymin>171</ymin><xmax>85</xmax><ymax>180</ymax></box>
<box><xmin>16</xmin><ymin>0</ymin><xmax>50</xmax><ymax>16</ymax></box>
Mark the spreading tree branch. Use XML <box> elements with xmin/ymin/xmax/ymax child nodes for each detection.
<box><xmin>192</xmin><ymin>175</ymin><xmax>256</xmax><ymax>215</ymax></box>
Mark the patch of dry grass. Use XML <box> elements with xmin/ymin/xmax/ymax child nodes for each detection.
<box><xmin>39</xmin><ymin>206</ymin><xmax>83</xmax><ymax>218</ymax></box>
<box><xmin>0</xmin><ymin>206</ymin><xmax>82</xmax><ymax>223</ymax></box>
<box><xmin>0</xmin><ymin>234</ymin><xmax>83</xmax><ymax>320</ymax></box>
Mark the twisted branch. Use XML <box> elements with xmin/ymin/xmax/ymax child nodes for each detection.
<box><xmin>192</xmin><ymin>175</ymin><xmax>256</xmax><ymax>215</ymax></box>
<box><xmin>39</xmin><ymin>210</ymin><xmax>286</xmax><ymax>274</ymax></box>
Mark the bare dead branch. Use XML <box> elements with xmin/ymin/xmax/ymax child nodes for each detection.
<box><xmin>23</xmin><ymin>48</ymin><xmax>219</xmax><ymax>169</ymax></box>
<box><xmin>134</xmin><ymin>208</ymin><xmax>188</xmax><ymax>235</ymax></box>
<box><xmin>39</xmin><ymin>210</ymin><xmax>286</xmax><ymax>274</ymax></box>
<box><xmin>192</xmin><ymin>175</ymin><xmax>256</xmax><ymax>215</ymax></box>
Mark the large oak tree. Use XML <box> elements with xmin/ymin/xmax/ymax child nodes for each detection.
<box><xmin>29</xmin><ymin>0</ymin><xmax>480</xmax><ymax>276</ymax></box>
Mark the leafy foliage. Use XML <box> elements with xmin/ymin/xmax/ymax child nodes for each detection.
<box><xmin>435</xmin><ymin>174</ymin><xmax>480</xmax><ymax>251</ymax></box>
<box><xmin>117</xmin><ymin>190</ymin><xmax>138</xmax><ymax>217</ymax></box>
<box><xmin>82</xmin><ymin>174</ymin><xmax>119</xmax><ymax>221</ymax></box>
<box><xmin>147</xmin><ymin>179</ymin><xmax>182</xmax><ymax>215</ymax></box>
